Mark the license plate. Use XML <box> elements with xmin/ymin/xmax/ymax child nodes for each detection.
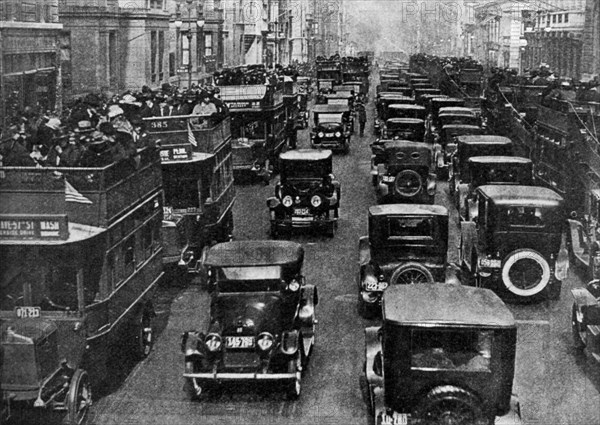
<box><xmin>294</xmin><ymin>208</ymin><xmax>310</xmax><ymax>216</ymax></box>
<box><xmin>325</xmin><ymin>133</ymin><xmax>334</xmax><ymax>137</ymax></box>
<box><xmin>366</xmin><ymin>281</ymin><xmax>388</xmax><ymax>291</ymax></box>
<box><xmin>15</xmin><ymin>307</ymin><xmax>41</xmax><ymax>319</ymax></box>
<box><xmin>379</xmin><ymin>412</ymin><xmax>408</xmax><ymax>425</ymax></box>
<box><xmin>225</xmin><ymin>336</ymin><xmax>255</xmax><ymax>349</ymax></box>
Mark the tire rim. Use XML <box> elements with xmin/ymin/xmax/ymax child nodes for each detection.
<box><xmin>73</xmin><ymin>373</ymin><xmax>92</xmax><ymax>425</ymax></box>
<box><xmin>502</xmin><ymin>250</ymin><xmax>550</xmax><ymax>296</ymax></box>
<box><xmin>396</xmin><ymin>269</ymin><xmax>430</xmax><ymax>285</ymax></box>
<box><xmin>395</xmin><ymin>170</ymin><xmax>422</xmax><ymax>197</ymax></box>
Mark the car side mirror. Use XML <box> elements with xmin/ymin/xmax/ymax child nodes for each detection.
<box><xmin>373</xmin><ymin>351</ymin><xmax>383</xmax><ymax>376</ymax></box>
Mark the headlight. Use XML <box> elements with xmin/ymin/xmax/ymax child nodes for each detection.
<box><xmin>318</xmin><ymin>132</ymin><xmax>324</xmax><ymax>138</ymax></box>
<box><xmin>205</xmin><ymin>333</ymin><xmax>222</xmax><ymax>352</ymax></box>
<box><xmin>335</xmin><ymin>131</ymin><xmax>342</xmax><ymax>137</ymax></box>
<box><xmin>311</xmin><ymin>195</ymin><xmax>322</xmax><ymax>207</ymax></box>
<box><xmin>287</xmin><ymin>279</ymin><xmax>300</xmax><ymax>292</ymax></box>
<box><xmin>257</xmin><ymin>332</ymin><xmax>274</xmax><ymax>351</ymax></box>
<box><xmin>282</xmin><ymin>195</ymin><xmax>293</xmax><ymax>207</ymax></box>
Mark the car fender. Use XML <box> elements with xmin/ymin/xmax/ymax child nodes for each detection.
<box><xmin>495</xmin><ymin>394</ymin><xmax>523</xmax><ymax>425</ymax></box>
<box><xmin>359</xmin><ymin>236</ymin><xmax>371</xmax><ymax>266</ymax></box>
<box><xmin>571</xmin><ymin>286</ymin><xmax>598</xmax><ymax>309</ymax></box>
<box><xmin>456</xmin><ymin>183</ymin><xmax>469</xmax><ymax>211</ymax></box>
<box><xmin>460</xmin><ymin>221</ymin><xmax>477</xmax><ymax>271</ymax></box>
<box><xmin>267</xmin><ymin>196</ymin><xmax>280</xmax><ymax>210</ymax></box>
<box><xmin>281</xmin><ymin>329</ymin><xmax>300</xmax><ymax>356</ymax></box>
<box><xmin>299</xmin><ymin>285</ymin><xmax>318</xmax><ymax>336</ymax></box>
<box><xmin>365</xmin><ymin>327</ymin><xmax>384</xmax><ymax>417</ymax></box>
<box><xmin>181</xmin><ymin>331</ymin><xmax>207</xmax><ymax>359</ymax></box>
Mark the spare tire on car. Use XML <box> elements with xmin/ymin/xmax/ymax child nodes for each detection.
<box><xmin>394</xmin><ymin>170</ymin><xmax>422</xmax><ymax>197</ymax></box>
<box><xmin>390</xmin><ymin>262</ymin><xmax>435</xmax><ymax>285</ymax></box>
<box><xmin>501</xmin><ymin>248</ymin><xmax>550</xmax><ymax>298</ymax></box>
<box><xmin>414</xmin><ymin>385</ymin><xmax>488</xmax><ymax>425</ymax></box>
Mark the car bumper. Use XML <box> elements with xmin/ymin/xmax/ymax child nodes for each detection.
<box><xmin>184</xmin><ymin>372</ymin><xmax>296</xmax><ymax>381</ymax></box>
<box><xmin>271</xmin><ymin>216</ymin><xmax>337</xmax><ymax>229</ymax></box>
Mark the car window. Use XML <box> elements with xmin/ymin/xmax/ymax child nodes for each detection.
<box><xmin>219</xmin><ymin>266</ymin><xmax>282</xmax><ymax>280</ymax></box>
<box><xmin>388</xmin><ymin>217</ymin><xmax>434</xmax><ymax>239</ymax></box>
<box><xmin>318</xmin><ymin>113</ymin><xmax>344</xmax><ymax>122</ymax></box>
<box><xmin>501</xmin><ymin>206</ymin><xmax>545</xmax><ymax>228</ymax></box>
<box><xmin>411</xmin><ymin>329</ymin><xmax>492</xmax><ymax>372</ymax></box>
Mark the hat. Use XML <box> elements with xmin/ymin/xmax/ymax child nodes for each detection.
<box><xmin>46</xmin><ymin>118</ymin><xmax>61</xmax><ymax>130</ymax></box>
<box><xmin>107</xmin><ymin>105</ymin><xmax>124</xmax><ymax>118</ymax></box>
<box><xmin>120</xmin><ymin>94</ymin><xmax>141</xmax><ymax>105</ymax></box>
<box><xmin>75</xmin><ymin>120</ymin><xmax>94</xmax><ymax>133</ymax></box>
<box><xmin>84</xmin><ymin>93</ymin><xmax>102</xmax><ymax>107</ymax></box>
<box><xmin>89</xmin><ymin>131</ymin><xmax>106</xmax><ymax>144</ymax></box>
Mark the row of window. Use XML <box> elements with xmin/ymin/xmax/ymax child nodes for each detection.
<box><xmin>3</xmin><ymin>52</ymin><xmax>56</xmax><ymax>75</ymax></box>
<box><xmin>1</xmin><ymin>1</ymin><xmax>56</xmax><ymax>23</ymax></box>
<box><xmin>538</xmin><ymin>13</ymin><xmax>569</xmax><ymax>26</ymax></box>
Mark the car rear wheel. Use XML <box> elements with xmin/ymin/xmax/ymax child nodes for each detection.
<box><xmin>394</xmin><ymin>170</ymin><xmax>422</xmax><ymax>197</ymax></box>
<box><xmin>390</xmin><ymin>262</ymin><xmax>435</xmax><ymax>285</ymax></box>
<box><xmin>572</xmin><ymin>303</ymin><xmax>588</xmax><ymax>350</ymax></box>
<box><xmin>501</xmin><ymin>249</ymin><xmax>551</xmax><ymax>298</ymax></box>
<box><xmin>65</xmin><ymin>369</ymin><xmax>92</xmax><ymax>425</ymax></box>
<box><xmin>415</xmin><ymin>385</ymin><xmax>488</xmax><ymax>425</ymax></box>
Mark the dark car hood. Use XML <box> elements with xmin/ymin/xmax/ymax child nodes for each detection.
<box><xmin>211</xmin><ymin>293</ymin><xmax>282</xmax><ymax>335</ymax></box>
<box><xmin>316</xmin><ymin>122</ymin><xmax>343</xmax><ymax>131</ymax></box>
<box><xmin>283</xmin><ymin>179</ymin><xmax>322</xmax><ymax>194</ymax></box>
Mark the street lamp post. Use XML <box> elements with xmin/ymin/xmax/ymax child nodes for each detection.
<box><xmin>175</xmin><ymin>0</ymin><xmax>205</xmax><ymax>89</ymax></box>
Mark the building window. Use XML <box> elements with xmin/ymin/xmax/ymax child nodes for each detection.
<box><xmin>205</xmin><ymin>32</ymin><xmax>213</xmax><ymax>56</ymax></box>
<box><xmin>558</xmin><ymin>14</ymin><xmax>562</xmax><ymax>23</ymax></box>
<box><xmin>169</xmin><ymin>52</ymin><xmax>175</xmax><ymax>76</ymax></box>
<box><xmin>552</xmin><ymin>14</ymin><xmax>556</xmax><ymax>23</ymax></box>
<box><xmin>151</xmin><ymin>31</ymin><xmax>157</xmax><ymax>82</ymax></box>
<box><xmin>148</xmin><ymin>0</ymin><xmax>163</xmax><ymax>9</ymax></box>
<box><xmin>158</xmin><ymin>31</ymin><xmax>165</xmax><ymax>81</ymax></box>
<box><xmin>564</xmin><ymin>14</ymin><xmax>568</xmax><ymax>23</ymax></box>
<box><xmin>109</xmin><ymin>31</ymin><xmax>117</xmax><ymax>84</ymax></box>
<box><xmin>182</xmin><ymin>33</ymin><xmax>190</xmax><ymax>66</ymax></box>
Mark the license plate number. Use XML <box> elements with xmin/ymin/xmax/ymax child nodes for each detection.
<box><xmin>294</xmin><ymin>208</ymin><xmax>310</xmax><ymax>216</ymax></box>
<box><xmin>15</xmin><ymin>307</ymin><xmax>41</xmax><ymax>318</ymax></box>
<box><xmin>366</xmin><ymin>281</ymin><xmax>388</xmax><ymax>291</ymax></box>
<box><xmin>380</xmin><ymin>412</ymin><xmax>408</xmax><ymax>425</ymax></box>
<box><xmin>225</xmin><ymin>336</ymin><xmax>255</xmax><ymax>349</ymax></box>
<box><xmin>325</xmin><ymin>133</ymin><xmax>334</xmax><ymax>137</ymax></box>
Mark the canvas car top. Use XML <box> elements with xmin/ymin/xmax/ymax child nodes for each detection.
<box><xmin>468</xmin><ymin>156</ymin><xmax>531</xmax><ymax>165</ymax></box>
<box><xmin>280</xmin><ymin>149</ymin><xmax>332</xmax><ymax>162</ymax></box>
<box><xmin>219</xmin><ymin>85</ymin><xmax>268</xmax><ymax>101</ymax></box>
<box><xmin>369</xmin><ymin>204</ymin><xmax>447</xmax><ymax>217</ymax></box>
<box><xmin>382</xmin><ymin>140</ymin><xmax>431</xmax><ymax>152</ymax></box>
<box><xmin>388</xmin><ymin>104</ymin><xmax>426</xmax><ymax>111</ymax></box>
<box><xmin>205</xmin><ymin>241</ymin><xmax>304</xmax><ymax>267</ymax></box>
<box><xmin>386</xmin><ymin>118</ymin><xmax>425</xmax><ymax>125</ymax></box>
<box><xmin>382</xmin><ymin>284</ymin><xmax>515</xmax><ymax>328</ymax></box>
<box><xmin>325</xmin><ymin>92</ymin><xmax>353</xmax><ymax>99</ymax></box>
<box><xmin>457</xmin><ymin>135</ymin><xmax>513</xmax><ymax>146</ymax></box>
<box><xmin>313</xmin><ymin>104</ymin><xmax>350</xmax><ymax>114</ymax></box>
<box><xmin>442</xmin><ymin>124</ymin><xmax>483</xmax><ymax>132</ymax></box>
<box><xmin>439</xmin><ymin>107</ymin><xmax>476</xmax><ymax>116</ymax></box>
<box><xmin>478</xmin><ymin>185</ymin><xmax>564</xmax><ymax>208</ymax></box>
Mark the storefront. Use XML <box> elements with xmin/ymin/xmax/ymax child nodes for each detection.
<box><xmin>0</xmin><ymin>22</ymin><xmax>63</xmax><ymax>127</ymax></box>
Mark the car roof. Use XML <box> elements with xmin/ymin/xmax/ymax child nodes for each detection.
<box><xmin>442</xmin><ymin>124</ymin><xmax>483</xmax><ymax>131</ymax></box>
<box><xmin>327</xmin><ymin>92</ymin><xmax>352</xmax><ymax>98</ymax></box>
<box><xmin>382</xmin><ymin>140</ymin><xmax>431</xmax><ymax>151</ymax></box>
<box><xmin>388</xmin><ymin>104</ymin><xmax>425</xmax><ymax>110</ymax></box>
<box><xmin>369</xmin><ymin>204</ymin><xmax>448</xmax><ymax>217</ymax></box>
<box><xmin>432</xmin><ymin>97</ymin><xmax>464</xmax><ymax>102</ymax></box>
<box><xmin>280</xmin><ymin>149</ymin><xmax>332</xmax><ymax>161</ymax></box>
<box><xmin>386</xmin><ymin>118</ymin><xmax>425</xmax><ymax>124</ymax></box>
<box><xmin>439</xmin><ymin>107</ymin><xmax>475</xmax><ymax>115</ymax></box>
<box><xmin>205</xmin><ymin>241</ymin><xmax>304</xmax><ymax>267</ymax></box>
<box><xmin>468</xmin><ymin>156</ymin><xmax>532</xmax><ymax>165</ymax></box>
<box><xmin>383</xmin><ymin>285</ymin><xmax>515</xmax><ymax>328</ymax></box>
<box><xmin>379</xmin><ymin>94</ymin><xmax>414</xmax><ymax>100</ymax></box>
<box><xmin>478</xmin><ymin>185</ymin><xmax>564</xmax><ymax>207</ymax></box>
<box><xmin>313</xmin><ymin>104</ymin><xmax>349</xmax><ymax>113</ymax></box>
<box><xmin>457</xmin><ymin>135</ymin><xmax>512</xmax><ymax>145</ymax></box>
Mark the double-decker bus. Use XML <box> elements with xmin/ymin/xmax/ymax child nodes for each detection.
<box><xmin>220</xmin><ymin>84</ymin><xmax>287</xmax><ymax>181</ymax></box>
<box><xmin>0</xmin><ymin>146</ymin><xmax>163</xmax><ymax>424</ymax></box>
<box><xmin>143</xmin><ymin>114</ymin><xmax>235</xmax><ymax>279</ymax></box>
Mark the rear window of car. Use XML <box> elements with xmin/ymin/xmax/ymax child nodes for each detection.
<box><xmin>411</xmin><ymin>329</ymin><xmax>492</xmax><ymax>372</ymax></box>
<box><xmin>388</xmin><ymin>217</ymin><xmax>434</xmax><ymax>240</ymax></box>
<box><xmin>499</xmin><ymin>206</ymin><xmax>546</xmax><ymax>228</ymax></box>
<box><xmin>219</xmin><ymin>266</ymin><xmax>281</xmax><ymax>280</ymax></box>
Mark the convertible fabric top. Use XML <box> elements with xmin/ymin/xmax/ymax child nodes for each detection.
<box><xmin>468</xmin><ymin>156</ymin><xmax>531</xmax><ymax>165</ymax></box>
<box><xmin>369</xmin><ymin>204</ymin><xmax>447</xmax><ymax>217</ymax></box>
<box><xmin>280</xmin><ymin>149</ymin><xmax>332</xmax><ymax>161</ymax></box>
<box><xmin>313</xmin><ymin>104</ymin><xmax>350</xmax><ymax>113</ymax></box>
<box><xmin>383</xmin><ymin>285</ymin><xmax>515</xmax><ymax>328</ymax></box>
<box><xmin>220</xmin><ymin>85</ymin><xmax>267</xmax><ymax>101</ymax></box>
<box><xmin>457</xmin><ymin>135</ymin><xmax>513</xmax><ymax>145</ymax></box>
<box><xmin>205</xmin><ymin>241</ymin><xmax>304</xmax><ymax>267</ymax></box>
<box><xmin>479</xmin><ymin>184</ymin><xmax>564</xmax><ymax>207</ymax></box>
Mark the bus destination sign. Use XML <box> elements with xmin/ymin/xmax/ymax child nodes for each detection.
<box><xmin>0</xmin><ymin>215</ymin><xmax>69</xmax><ymax>240</ymax></box>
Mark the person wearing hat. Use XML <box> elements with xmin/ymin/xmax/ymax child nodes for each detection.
<box><xmin>75</xmin><ymin>120</ymin><xmax>95</xmax><ymax>134</ymax></box>
<box><xmin>59</xmin><ymin>132</ymin><xmax>86</xmax><ymax>167</ymax></box>
<box><xmin>172</xmin><ymin>94</ymin><xmax>189</xmax><ymax>116</ymax></box>
<box><xmin>0</xmin><ymin>124</ymin><xmax>36</xmax><ymax>166</ymax></box>
<box><xmin>80</xmin><ymin>130</ymin><xmax>113</xmax><ymax>167</ymax></box>
<box><xmin>105</xmin><ymin>108</ymin><xmax>137</xmax><ymax>156</ymax></box>
<box><xmin>34</xmin><ymin>117</ymin><xmax>61</xmax><ymax>156</ymax></box>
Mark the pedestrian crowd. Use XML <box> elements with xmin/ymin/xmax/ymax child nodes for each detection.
<box><xmin>0</xmin><ymin>83</ymin><xmax>228</xmax><ymax>168</ymax></box>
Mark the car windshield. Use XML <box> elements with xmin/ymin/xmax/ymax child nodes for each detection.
<box><xmin>411</xmin><ymin>328</ymin><xmax>493</xmax><ymax>372</ymax></box>
<box><xmin>388</xmin><ymin>217</ymin><xmax>434</xmax><ymax>240</ymax></box>
<box><xmin>327</xmin><ymin>98</ymin><xmax>350</xmax><ymax>106</ymax></box>
<box><xmin>470</xmin><ymin>164</ymin><xmax>531</xmax><ymax>186</ymax></box>
<box><xmin>216</xmin><ymin>266</ymin><xmax>283</xmax><ymax>292</ymax></box>
<box><xmin>317</xmin><ymin>113</ymin><xmax>343</xmax><ymax>123</ymax></box>
<box><xmin>283</xmin><ymin>160</ymin><xmax>330</xmax><ymax>179</ymax></box>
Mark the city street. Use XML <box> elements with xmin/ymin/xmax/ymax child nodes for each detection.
<box><xmin>82</xmin><ymin>80</ymin><xmax>600</xmax><ymax>425</ymax></box>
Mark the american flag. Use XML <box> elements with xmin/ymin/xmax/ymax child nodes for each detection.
<box><xmin>187</xmin><ymin>121</ymin><xmax>198</xmax><ymax>147</ymax></box>
<box><xmin>65</xmin><ymin>180</ymin><xmax>92</xmax><ymax>204</ymax></box>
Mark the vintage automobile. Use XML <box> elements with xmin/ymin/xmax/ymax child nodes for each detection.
<box><xmin>448</xmin><ymin>135</ymin><xmax>514</xmax><ymax>197</ymax></box>
<box><xmin>311</xmin><ymin>104</ymin><xmax>352</xmax><ymax>152</ymax></box>
<box><xmin>375</xmin><ymin>95</ymin><xmax>417</xmax><ymax>135</ymax></box>
<box><xmin>454</xmin><ymin>156</ymin><xmax>533</xmax><ymax>220</ymax></box>
<box><xmin>459</xmin><ymin>185</ymin><xmax>569</xmax><ymax>301</ymax></box>
<box><xmin>181</xmin><ymin>241</ymin><xmax>318</xmax><ymax>399</ymax></box>
<box><xmin>571</xmin><ymin>279</ymin><xmax>600</xmax><ymax>363</ymax></box>
<box><xmin>434</xmin><ymin>124</ymin><xmax>486</xmax><ymax>179</ymax></box>
<box><xmin>430</xmin><ymin>97</ymin><xmax>466</xmax><ymax>125</ymax></box>
<box><xmin>381</xmin><ymin>118</ymin><xmax>425</xmax><ymax>142</ymax></box>
<box><xmin>414</xmin><ymin>88</ymin><xmax>442</xmax><ymax>103</ymax></box>
<box><xmin>267</xmin><ymin>150</ymin><xmax>340</xmax><ymax>238</ymax></box>
<box><xmin>357</xmin><ymin>205</ymin><xmax>448</xmax><ymax>317</ymax></box>
<box><xmin>373</xmin><ymin>141</ymin><xmax>437</xmax><ymax>204</ymax></box>
<box><xmin>362</xmin><ymin>284</ymin><xmax>523</xmax><ymax>425</ymax></box>
<box><xmin>387</xmin><ymin>104</ymin><xmax>426</xmax><ymax>121</ymax></box>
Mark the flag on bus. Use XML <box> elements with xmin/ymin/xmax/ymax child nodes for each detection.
<box><xmin>187</xmin><ymin>121</ymin><xmax>198</xmax><ymax>147</ymax></box>
<box><xmin>65</xmin><ymin>180</ymin><xmax>92</xmax><ymax>204</ymax></box>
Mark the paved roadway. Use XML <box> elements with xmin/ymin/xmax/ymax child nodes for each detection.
<box><xmin>81</xmin><ymin>76</ymin><xmax>600</xmax><ymax>425</ymax></box>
